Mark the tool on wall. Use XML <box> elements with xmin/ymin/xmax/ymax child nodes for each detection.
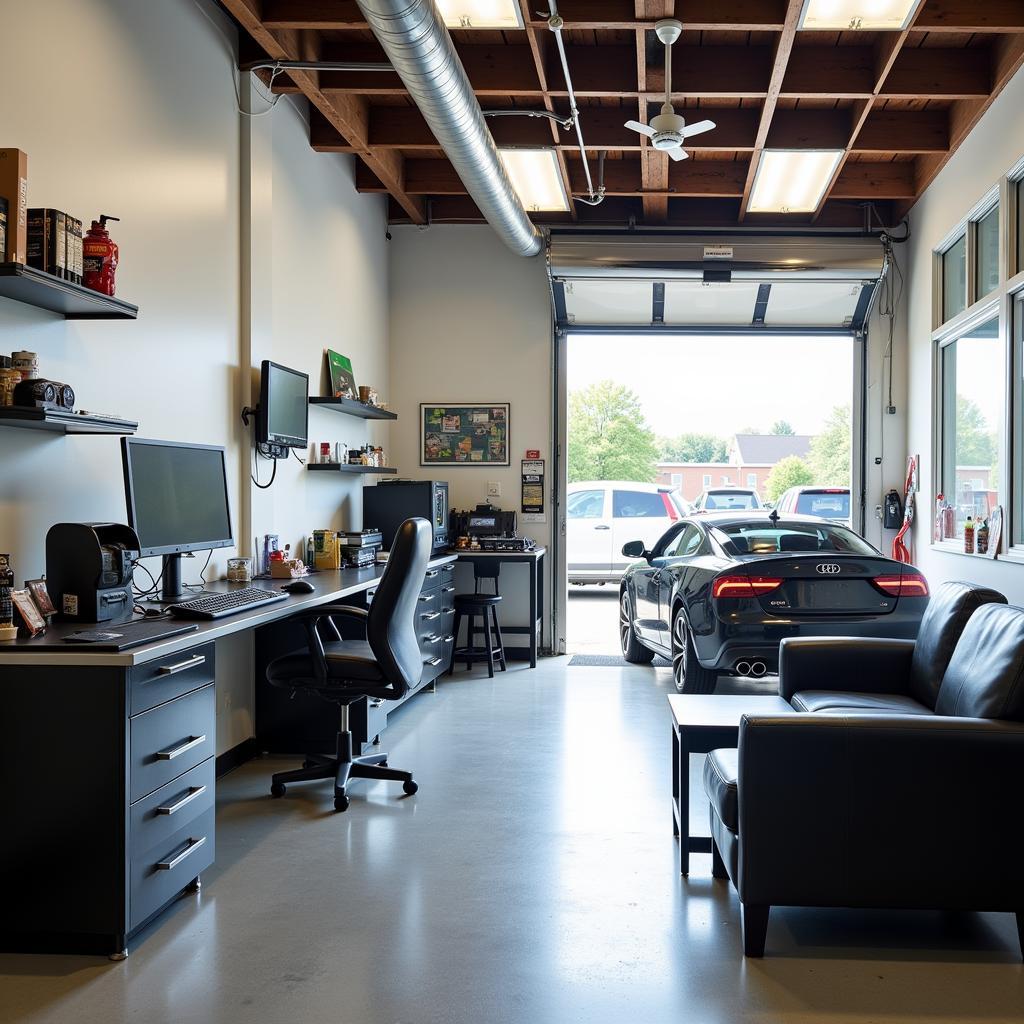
<box><xmin>892</xmin><ymin>455</ymin><xmax>918</xmax><ymax>564</ymax></box>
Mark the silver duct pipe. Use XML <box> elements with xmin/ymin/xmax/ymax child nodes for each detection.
<box><xmin>356</xmin><ymin>0</ymin><xmax>543</xmax><ymax>258</ymax></box>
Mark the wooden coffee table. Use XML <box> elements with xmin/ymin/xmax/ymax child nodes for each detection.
<box><xmin>668</xmin><ymin>693</ymin><xmax>793</xmax><ymax>875</ymax></box>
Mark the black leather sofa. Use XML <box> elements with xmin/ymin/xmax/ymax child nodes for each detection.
<box><xmin>703</xmin><ymin>581</ymin><xmax>1024</xmax><ymax>957</ymax></box>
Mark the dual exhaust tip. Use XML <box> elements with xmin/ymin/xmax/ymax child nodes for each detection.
<box><xmin>735</xmin><ymin>660</ymin><xmax>768</xmax><ymax>678</ymax></box>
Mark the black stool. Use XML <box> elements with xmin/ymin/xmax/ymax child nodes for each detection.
<box><xmin>449</xmin><ymin>561</ymin><xmax>507</xmax><ymax>677</ymax></box>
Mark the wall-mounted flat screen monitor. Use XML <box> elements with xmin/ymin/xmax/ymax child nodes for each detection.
<box><xmin>258</xmin><ymin>360</ymin><xmax>309</xmax><ymax>449</ymax></box>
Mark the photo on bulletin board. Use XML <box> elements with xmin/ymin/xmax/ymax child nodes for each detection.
<box><xmin>421</xmin><ymin>403</ymin><xmax>510</xmax><ymax>466</ymax></box>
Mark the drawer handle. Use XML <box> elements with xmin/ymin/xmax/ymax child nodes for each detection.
<box><xmin>370</xmin><ymin>698</ymin><xmax>384</xmax><ymax>707</ymax></box>
<box><xmin>417</xmin><ymin>593</ymin><xmax>434</xmax><ymax>603</ymax></box>
<box><xmin>422</xmin><ymin>634</ymin><xmax>440</xmax><ymax>643</ymax></box>
<box><xmin>441</xmin><ymin>586</ymin><xmax>456</xmax><ymax>593</ymax></box>
<box><xmin>425</xmin><ymin>569</ymin><xmax>440</xmax><ymax>579</ymax></box>
<box><xmin>424</xmin><ymin>656</ymin><xmax>443</xmax><ymax>667</ymax></box>
<box><xmin>441</xmin><ymin>635</ymin><xmax>455</xmax><ymax>643</ymax></box>
<box><xmin>157</xmin><ymin>785</ymin><xmax>207</xmax><ymax>816</ymax></box>
<box><xmin>442</xmin><ymin>606</ymin><xmax>454</xmax><ymax>615</ymax></box>
<box><xmin>442</xmin><ymin>564</ymin><xmax>454</xmax><ymax>572</ymax></box>
<box><xmin>420</xmin><ymin>611</ymin><xmax>441</xmax><ymax>621</ymax></box>
<box><xmin>156</xmin><ymin>735</ymin><xmax>206</xmax><ymax>761</ymax></box>
<box><xmin>156</xmin><ymin>835</ymin><xmax>207</xmax><ymax>871</ymax></box>
<box><xmin>156</xmin><ymin>654</ymin><xmax>207</xmax><ymax>676</ymax></box>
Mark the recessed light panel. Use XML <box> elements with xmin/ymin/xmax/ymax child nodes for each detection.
<box><xmin>748</xmin><ymin>150</ymin><xmax>844</xmax><ymax>213</ymax></box>
<box><xmin>498</xmin><ymin>149</ymin><xmax>570</xmax><ymax>212</ymax></box>
<box><xmin>800</xmin><ymin>0</ymin><xmax>921</xmax><ymax>31</ymax></box>
<box><xmin>434</xmin><ymin>0</ymin><xmax>524</xmax><ymax>29</ymax></box>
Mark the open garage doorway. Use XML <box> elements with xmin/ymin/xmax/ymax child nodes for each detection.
<box><xmin>563</xmin><ymin>332</ymin><xmax>856</xmax><ymax>657</ymax></box>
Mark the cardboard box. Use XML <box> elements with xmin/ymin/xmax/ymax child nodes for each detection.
<box><xmin>313</xmin><ymin>530</ymin><xmax>341</xmax><ymax>570</ymax></box>
<box><xmin>0</xmin><ymin>149</ymin><xmax>28</xmax><ymax>264</ymax></box>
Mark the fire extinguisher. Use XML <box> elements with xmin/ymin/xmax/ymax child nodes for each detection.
<box><xmin>82</xmin><ymin>214</ymin><xmax>120</xmax><ymax>296</ymax></box>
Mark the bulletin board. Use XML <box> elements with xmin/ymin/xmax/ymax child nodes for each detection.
<box><xmin>420</xmin><ymin>403</ymin><xmax>510</xmax><ymax>466</ymax></box>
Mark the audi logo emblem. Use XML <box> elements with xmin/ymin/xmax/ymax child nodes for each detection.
<box><xmin>816</xmin><ymin>563</ymin><xmax>842</xmax><ymax>575</ymax></box>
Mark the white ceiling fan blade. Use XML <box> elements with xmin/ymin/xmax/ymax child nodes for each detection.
<box><xmin>667</xmin><ymin>146</ymin><xmax>688</xmax><ymax>161</ymax></box>
<box><xmin>624</xmin><ymin>120</ymin><xmax>656</xmax><ymax>138</ymax></box>
<box><xmin>680</xmin><ymin>119</ymin><xmax>716</xmax><ymax>138</ymax></box>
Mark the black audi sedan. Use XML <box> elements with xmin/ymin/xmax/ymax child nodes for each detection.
<box><xmin>618</xmin><ymin>510</ymin><xmax>929</xmax><ymax>693</ymax></box>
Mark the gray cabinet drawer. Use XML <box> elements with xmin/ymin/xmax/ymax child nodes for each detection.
<box><xmin>130</xmin><ymin>684</ymin><xmax>216</xmax><ymax>802</ymax></box>
<box><xmin>364</xmin><ymin>696</ymin><xmax>388</xmax><ymax>740</ymax></box>
<box><xmin>421</xmin><ymin>566</ymin><xmax>443</xmax><ymax>592</ymax></box>
<box><xmin>130</xmin><ymin>806</ymin><xmax>214</xmax><ymax>930</ymax></box>
<box><xmin>130</xmin><ymin>757</ymin><xmax>215</xmax><ymax>861</ymax></box>
<box><xmin>130</xmin><ymin>642</ymin><xmax>216</xmax><ymax>715</ymax></box>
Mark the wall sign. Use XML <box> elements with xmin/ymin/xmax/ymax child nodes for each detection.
<box><xmin>420</xmin><ymin>403</ymin><xmax>510</xmax><ymax>466</ymax></box>
<box><xmin>521</xmin><ymin>458</ymin><xmax>544</xmax><ymax>514</ymax></box>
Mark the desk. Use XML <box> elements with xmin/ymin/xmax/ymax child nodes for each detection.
<box><xmin>453</xmin><ymin>547</ymin><xmax>546</xmax><ymax>667</ymax></box>
<box><xmin>0</xmin><ymin>555</ymin><xmax>455</xmax><ymax>958</ymax></box>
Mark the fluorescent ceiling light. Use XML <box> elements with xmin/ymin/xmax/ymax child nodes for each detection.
<box><xmin>799</xmin><ymin>0</ymin><xmax>922</xmax><ymax>31</ymax></box>
<box><xmin>748</xmin><ymin>150</ymin><xmax>844</xmax><ymax>213</ymax></box>
<box><xmin>498</xmin><ymin>149</ymin><xmax>570</xmax><ymax>212</ymax></box>
<box><xmin>434</xmin><ymin>0</ymin><xmax>524</xmax><ymax>29</ymax></box>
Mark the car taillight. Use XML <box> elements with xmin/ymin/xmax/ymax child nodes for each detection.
<box><xmin>872</xmin><ymin>573</ymin><xmax>929</xmax><ymax>597</ymax></box>
<box><xmin>661</xmin><ymin>492</ymin><xmax>678</xmax><ymax>520</ymax></box>
<box><xmin>712</xmin><ymin>575</ymin><xmax>783</xmax><ymax>599</ymax></box>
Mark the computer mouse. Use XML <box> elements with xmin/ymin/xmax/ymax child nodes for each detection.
<box><xmin>282</xmin><ymin>579</ymin><xmax>315</xmax><ymax>594</ymax></box>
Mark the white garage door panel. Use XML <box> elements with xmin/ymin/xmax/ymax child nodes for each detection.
<box><xmin>562</xmin><ymin>279</ymin><xmax>652</xmax><ymax>325</ymax></box>
<box><xmin>762</xmin><ymin>281</ymin><xmax>865</xmax><ymax>327</ymax></box>
<box><xmin>663</xmin><ymin>281</ymin><xmax>760</xmax><ymax>325</ymax></box>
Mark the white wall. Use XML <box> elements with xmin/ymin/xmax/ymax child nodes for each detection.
<box><xmin>904</xmin><ymin>67</ymin><xmax>1024</xmax><ymax>602</ymax></box>
<box><xmin>388</xmin><ymin>226</ymin><xmax>552</xmax><ymax>648</ymax></box>
<box><xmin>0</xmin><ymin>0</ymin><xmax>392</xmax><ymax>752</ymax></box>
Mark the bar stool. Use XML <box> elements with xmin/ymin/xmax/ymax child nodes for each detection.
<box><xmin>449</xmin><ymin>561</ymin><xmax>507</xmax><ymax>677</ymax></box>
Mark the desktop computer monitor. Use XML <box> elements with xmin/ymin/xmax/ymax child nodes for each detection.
<box><xmin>257</xmin><ymin>360</ymin><xmax>308</xmax><ymax>456</ymax></box>
<box><xmin>121</xmin><ymin>437</ymin><xmax>234</xmax><ymax>602</ymax></box>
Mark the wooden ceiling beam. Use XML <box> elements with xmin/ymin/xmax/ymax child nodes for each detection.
<box><xmin>219</xmin><ymin>0</ymin><xmax>425</xmax><ymax>223</ymax></box>
<box><xmin>912</xmin><ymin>0</ymin><xmax>1024</xmax><ymax>34</ymax></box>
<box><xmin>635</xmin><ymin>13</ymin><xmax>667</xmax><ymax>223</ymax></box>
<box><xmin>739</xmin><ymin>0</ymin><xmax>803</xmax><ymax>219</ymax></box>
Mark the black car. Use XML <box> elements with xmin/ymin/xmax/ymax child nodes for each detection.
<box><xmin>618</xmin><ymin>511</ymin><xmax>929</xmax><ymax>693</ymax></box>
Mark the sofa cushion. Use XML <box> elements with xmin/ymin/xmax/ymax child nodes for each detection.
<box><xmin>909</xmin><ymin>581</ymin><xmax>1006</xmax><ymax>708</ymax></box>
<box><xmin>703</xmin><ymin>748</ymin><xmax>739</xmax><ymax>833</ymax></box>
<box><xmin>935</xmin><ymin>603</ymin><xmax>1024</xmax><ymax>719</ymax></box>
<box><xmin>791</xmin><ymin>691</ymin><xmax>934</xmax><ymax>716</ymax></box>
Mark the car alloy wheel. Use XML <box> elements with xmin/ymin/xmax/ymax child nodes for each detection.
<box><xmin>619</xmin><ymin>592</ymin><xmax>632</xmax><ymax>654</ymax></box>
<box><xmin>672</xmin><ymin>612</ymin><xmax>689</xmax><ymax>690</ymax></box>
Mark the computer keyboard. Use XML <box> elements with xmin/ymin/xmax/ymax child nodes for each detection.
<box><xmin>168</xmin><ymin>588</ymin><xmax>289</xmax><ymax>620</ymax></box>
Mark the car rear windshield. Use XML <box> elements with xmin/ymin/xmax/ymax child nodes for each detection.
<box><xmin>704</xmin><ymin>492</ymin><xmax>757</xmax><ymax>510</ymax></box>
<box><xmin>713</xmin><ymin>522</ymin><xmax>876</xmax><ymax>556</ymax></box>
<box><xmin>795</xmin><ymin>491</ymin><xmax>851</xmax><ymax>518</ymax></box>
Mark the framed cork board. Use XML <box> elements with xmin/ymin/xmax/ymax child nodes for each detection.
<box><xmin>420</xmin><ymin>403</ymin><xmax>510</xmax><ymax>466</ymax></box>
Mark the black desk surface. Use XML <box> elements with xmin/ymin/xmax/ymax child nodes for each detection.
<box><xmin>0</xmin><ymin>555</ymin><xmax>457</xmax><ymax>668</ymax></box>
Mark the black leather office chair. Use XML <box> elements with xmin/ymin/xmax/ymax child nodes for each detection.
<box><xmin>267</xmin><ymin>517</ymin><xmax>431</xmax><ymax>812</ymax></box>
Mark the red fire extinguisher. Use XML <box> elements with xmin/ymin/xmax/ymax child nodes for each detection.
<box><xmin>82</xmin><ymin>215</ymin><xmax>120</xmax><ymax>296</ymax></box>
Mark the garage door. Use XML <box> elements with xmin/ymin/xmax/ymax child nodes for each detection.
<box><xmin>548</xmin><ymin>234</ymin><xmax>886</xmax><ymax>334</ymax></box>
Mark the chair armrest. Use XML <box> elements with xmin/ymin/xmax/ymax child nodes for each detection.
<box><xmin>778</xmin><ymin>636</ymin><xmax>915</xmax><ymax>701</ymax></box>
<box><xmin>290</xmin><ymin>604</ymin><xmax>369</xmax><ymax>679</ymax></box>
<box><xmin>735</xmin><ymin>713</ymin><xmax>1024</xmax><ymax>908</ymax></box>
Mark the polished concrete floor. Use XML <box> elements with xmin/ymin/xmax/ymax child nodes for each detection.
<box><xmin>4</xmin><ymin>660</ymin><xmax>1023</xmax><ymax>1024</ymax></box>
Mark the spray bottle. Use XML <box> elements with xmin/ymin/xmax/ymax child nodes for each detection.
<box><xmin>82</xmin><ymin>214</ymin><xmax>120</xmax><ymax>296</ymax></box>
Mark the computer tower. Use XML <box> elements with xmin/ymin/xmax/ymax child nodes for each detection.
<box><xmin>362</xmin><ymin>480</ymin><xmax>449</xmax><ymax>553</ymax></box>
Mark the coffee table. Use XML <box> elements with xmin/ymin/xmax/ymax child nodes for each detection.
<box><xmin>668</xmin><ymin>693</ymin><xmax>793</xmax><ymax>875</ymax></box>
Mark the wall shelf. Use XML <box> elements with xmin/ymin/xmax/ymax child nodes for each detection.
<box><xmin>309</xmin><ymin>396</ymin><xmax>397</xmax><ymax>421</ymax></box>
<box><xmin>0</xmin><ymin>263</ymin><xmax>139</xmax><ymax>320</ymax></box>
<box><xmin>0</xmin><ymin>406</ymin><xmax>138</xmax><ymax>435</ymax></box>
<box><xmin>307</xmin><ymin>463</ymin><xmax>397</xmax><ymax>475</ymax></box>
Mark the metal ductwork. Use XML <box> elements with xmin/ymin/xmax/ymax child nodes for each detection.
<box><xmin>356</xmin><ymin>0</ymin><xmax>543</xmax><ymax>258</ymax></box>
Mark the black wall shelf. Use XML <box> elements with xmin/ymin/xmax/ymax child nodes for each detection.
<box><xmin>0</xmin><ymin>263</ymin><xmax>139</xmax><ymax>320</ymax></box>
<box><xmin>0</xmin><ymin>406</ymin><xmax>138</xmax><ymax>435</ymax></box>
<box><xmin>309</xmin><ymin>396</ymin><xmax>397</xmax><ymax>421</ymax></box>
<box><xmin>307</xmin><ymin>463</ymin><xmax>397</xmax><ymax>475</ymax></box>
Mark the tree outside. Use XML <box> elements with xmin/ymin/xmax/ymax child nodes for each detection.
<box><xmin>770</xmin><ymin>419</ymin><xmax>795</xmax><ymax>435</ymax></box>
<box><xmin>808</xmin><ymin>405</ymin><xmax>851</xmax><ymax>486</ymax></box>
<box><xmin>764</xmin><ymin>455</ymin><xmax>814</xmax><ymax>503</ymax></box>
<box><xmin>956</xmin><ymin>395</ymin><xmax>997</xmax><ymax>468</ymax></box>
<box><xmin>658</xmin><ymin>432</ymin><xmax>728</xmax><ymax>463</ymax></box>
<box><xmin>568</xmin><ymin>380</ymin><xmax>658</xmax><ymax>483</ymax></box>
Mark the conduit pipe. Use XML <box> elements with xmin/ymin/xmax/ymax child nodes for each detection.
<box><xmin>355</xmin><ymin>0</ymin><xmax>543</xmax><ymax>257</ymax></box>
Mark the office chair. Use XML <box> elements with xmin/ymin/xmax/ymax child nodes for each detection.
<box><xmin>267</xmin><ymin>517</ymin><xmax>431</xmax><ymax>812</ymax></box>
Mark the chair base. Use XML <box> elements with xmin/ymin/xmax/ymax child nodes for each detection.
<box><xmin>270</xmin><ymin>729</ymin><xmax>417</xmax><ymax>812</ymax></box>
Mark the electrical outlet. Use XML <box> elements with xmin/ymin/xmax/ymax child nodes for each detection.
<box><xmin>487</xmin><ymin>481</ymin><xmax>501</xmax><ymax>498</ymax></box>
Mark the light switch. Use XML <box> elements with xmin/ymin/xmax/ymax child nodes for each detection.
<box><xmin>487</xmin><ymin>481</ymin><xmax>501</xmax><ymax>498</ymax></box>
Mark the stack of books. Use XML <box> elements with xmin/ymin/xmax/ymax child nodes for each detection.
<box><xmin>339</xmin><ymin>530</ymin><xmax>383</xmax><ymax>568</ymax></box>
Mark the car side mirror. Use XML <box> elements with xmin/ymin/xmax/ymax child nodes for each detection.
<box><xmin>622</xmin><ymin>540</ymin><xmax>647</xmax><ymax>559</ymax></box>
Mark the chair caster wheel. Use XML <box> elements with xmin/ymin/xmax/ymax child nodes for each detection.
<box><xmin>334</xmin><ymin>794</ymin><xmax>350</xmax><ymax>812</ymax></box>
<box><xmin>403</xmin><ymin>780</ymin><xmax>419</xmax><ymax>795</ymax></box>
<box><xmin>270</xmin><ymin>782</ymin><xmax>286</xmax><ymax>798</ymax></box>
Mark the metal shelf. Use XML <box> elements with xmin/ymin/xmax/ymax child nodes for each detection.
<box><xmin>307</xmin><ymin>463</ymin><xmax>397</xmax><ymax>474</ymax></box>
<box><xmin>309</xmin><ymin>396</ymin><xmax>397</xmax><ymax>420</ymax></box>
<box><xmin>0</xmin><ymin>406</ymin><xmax>138</xmax><ymax>435</ymax></box>
<box><xmin>0</xmin><ymin>263</ymin><xmax>139</xmax><ymax>319</ymax></box>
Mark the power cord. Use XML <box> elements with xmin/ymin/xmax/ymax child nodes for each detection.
<box><xmin>251</xmin><ymin>448</ymin><xmax>278</xmax><ymax>489</ymax></box>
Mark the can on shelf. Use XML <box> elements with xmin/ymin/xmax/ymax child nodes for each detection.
<box><xmin>0</xmin><ymin>368</ymin><xmax>21</xmax><ymax>406</ymax></box>
<box><xmin>11</xmin><ymin>351</ymin><xmax>38</xmax><ymax>380</ymax></box>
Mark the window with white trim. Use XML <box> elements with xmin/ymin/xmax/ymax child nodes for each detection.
<box><xmin>941</xmin><ymin>233</ymin><xmax>966</xmax><ymax>324</ymax></box>
<box><xmin>746</xmin><ymin>473</ymin><xmax>757</xmax><ymax>488</ymax></box>
<box><xmin>975</xmin><ymin>203</ymin><xmax>1000</xmax><ymax>300</ymax></box>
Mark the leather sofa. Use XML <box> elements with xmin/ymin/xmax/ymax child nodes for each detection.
<box><xmin>703</xmin><ymin>581</ymin><xmax>1024</xmax><ymax>957</ymax></box>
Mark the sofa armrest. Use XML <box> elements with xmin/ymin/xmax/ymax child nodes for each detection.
<box><xmin>778</xmin><ymin>637</ymin><xmax>916</xmax><ymax>701</ymax></box>
<box><xmin>734</xmin><ymin>713</ymin><xmax>1024</xmax><ymax>910</ymax></box>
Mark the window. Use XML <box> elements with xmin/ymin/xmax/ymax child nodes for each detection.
<box><xmin>664</xmin><ymin>524</ymin><xmax>703</xmax><ymax>558</ymax></box>
<box><xmin>795</xmin><ymin>490</ymin><xmax>851</xmax><ymax>520</ymax></box>
<box><xmin>939</xmin><ymin>316</ymin><xmax>1002</xmax><ymax>541</ymax></box>
<box><xmin>975</xmin><ymin>204</ymin><xmax>1000</xmax><ymax>299</ymax></box>
<box><xmin>613</xmin><ymin>490</ymin><xmax>667</xmax><ymax>518</ymax></box>
<box><xmin>1015</xmin><ymin>293</ymin><xmax>1024</xmax><ymax>545</ymax></box>
<box><xmin>702</xmin><ymin>473</ymin><xmax>711</xmax><ymax>487</ymax></box>
<box><xmin>713</xmin><ymin>522</ymin><xmax>875</xmax><ymax>556</ymax></box>
<box><xmin>567</xmin><ymin>489</ymin><xmax>604</xmax><ymax>519</ymax></box>
<box><xmin>720</xmin><ymin>474</ymin><xmax>731</xmax><ymax>485</ymax></box>
<box><xmin>746</xmin><ymin>473</ymin><xmax>757</xmax><ymax>488</ymax></box>
<box><xmin>704</xmin><ymin>491</ymin><xmax>759</xmax><ymax>510</ymax></box>
<box><xmin>942</xmin><ymin>233</ymin><xmax>967</xmax><ymax>323</ymax></box>
<box><xmin>1018</xmin><ymin>179</ymin><xmax>1024</xmax><ymax>276</ymax></box>
<box><xmin>670</xmin><ymin>472</ymin><xmax>682</xmax><ymax>488</ymax></box>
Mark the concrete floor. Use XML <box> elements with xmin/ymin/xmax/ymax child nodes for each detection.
<box><xmin>3</xmin><ymin>660</ymin><xmax>1023</xmax><ymax>1024</ymax></box>
<box><xmin>566</xmin><ymin>587</ymin><xmax>621</xmax><ymax>654</ymax></box>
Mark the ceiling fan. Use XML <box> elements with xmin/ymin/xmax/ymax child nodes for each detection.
<box><xmin>624</xmin><ymin>19</ymin><xmax>716</xmax><ymax>162</ymax></box>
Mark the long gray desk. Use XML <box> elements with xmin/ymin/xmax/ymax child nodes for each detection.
<box><xmin>0</xmin><ymin>555</ymin><xmax>455</xmax><ymax>959</ymax></box>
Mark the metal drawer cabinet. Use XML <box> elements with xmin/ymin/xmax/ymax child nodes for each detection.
<box><xmin>129</xmin><ymin>642</ymin><xmax>216</xmax><ymax>715</ymax></box>
<box><xmin>130</xmin><ymin>757</ymin><xmax>215</xmax><ymax>867</ymax></box>
<box><xmin>130</xmin><ymin>684</ymin><xmax>216</xmax><ymax>802</ymax></box>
